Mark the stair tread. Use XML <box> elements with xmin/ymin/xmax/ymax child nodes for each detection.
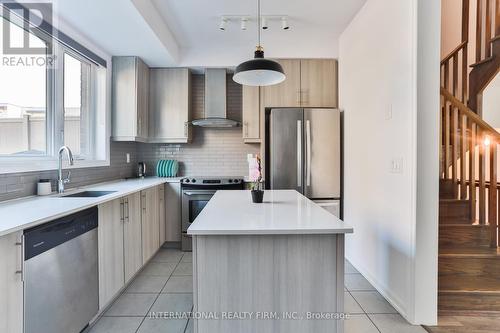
<box><xmin>439</xmin><ymin>218</ymin><xmax>473</xmax><ymax>225</ymax></box>
<box><xmin>440</xmin><ymin>247</ymin><xmax>500</xmax><ymax>257</ymax></box>
<box><xmin>440</xmin><ymin>199</ymin><xmax>470</xmax><ymax>203</ymax></box>
<box><xmin>439</xmin><ymin>223</ymin><xmax>488</xmax><ymax>228</ymax></box>
<box><xmin>440</xmin><ymin>290</ymin><xmax>500</xmax><ymax>295</ymax></box>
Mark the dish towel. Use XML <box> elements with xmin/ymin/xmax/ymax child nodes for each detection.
<box><xmin>156</xmin><ymin>160</ymin><xmax>179</xmax><ymax>177</ymax></box>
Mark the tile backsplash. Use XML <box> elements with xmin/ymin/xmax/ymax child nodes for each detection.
<box><xmin>0</xmin><ymin>142</ymin><xmax>137</xmax><ymax>202</ymax></box>
<box><xmin>138</xmin><ymin>129</ymin><xmax>259</xmax><ymax>177</ymax></box>
<box><xmin>137</xmin><ymin>74</ymin><xmax>260</xmax><ymax>177</ymax></box>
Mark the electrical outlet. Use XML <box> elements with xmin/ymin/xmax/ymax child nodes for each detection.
<box><xmin>390</xmin><ymin>158</ymin><xmax>403</xmax><ymax>174</ymax></box>
<box><xmin>126</xmin><ymin>153</ymin><xmax>130</xmax><ymax>163</ymax></box>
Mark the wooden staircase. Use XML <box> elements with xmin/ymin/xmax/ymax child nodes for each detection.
<box><xmin>439</xmin><ymin>0</ymin><xmax>500</xmax><ymax>314</ymax></box>
<box><xmin>438</xmin><ymin>180</ymin><xmax>500</xmax><ymax>313</ymax></box>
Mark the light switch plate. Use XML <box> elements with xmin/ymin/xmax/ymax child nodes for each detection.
<box><xmin>390</xmin><ymin>158</ymin><xmax>403</xmax><ymax>174</ymax></box>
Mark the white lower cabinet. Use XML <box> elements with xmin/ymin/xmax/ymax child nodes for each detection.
<box><xmin>159</xmin><ymin>184</ymin><xmax>166</xmax><ymax>246</ymax></box>
<box><xmin>165</xmin><ymin>182</ymin><xmax>182</xmax><ymax>242</ymax></box>
<box><xmin>0</xmin><ymin>231</ymin><xmax>23</xmax><ymax>333</ymax></box>
<box><xmin>123</xmin><ymin>192</ymin><xmax>143</xmax><ymax>283</ymax></box>
<box><xmin>0</xmin><ymin>184</ymin><xmax>166</xmax><ymax>328</ymax></box>
<box><xmin>141</xmin><ymin>186</ymin><xmax>160</xmax><ymax>262</ymax></box>
<box><xmin>98</xmin><ymin>198</ymin><xmax>125</xmax><ymax>309</ymax></box>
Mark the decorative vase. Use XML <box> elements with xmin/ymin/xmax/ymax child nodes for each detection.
<box><xmin>251</xmin><ymin>189</ymin><xmax>264</xmax><ymax>203</ymax></box>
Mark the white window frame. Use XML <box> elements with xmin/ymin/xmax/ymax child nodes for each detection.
<box><xmin>0</xmin><ymin>13</ymin><xmax>110</xmax><ymax>174</ymax></box>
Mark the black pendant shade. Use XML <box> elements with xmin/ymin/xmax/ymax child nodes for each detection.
<box><xmin>233</xmin><ymin>48</ymin><xmax>286</xmax><ymax>86</ymax></box>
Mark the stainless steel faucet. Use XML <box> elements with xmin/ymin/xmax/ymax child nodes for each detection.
<box><xmin>58</xmin><ymin>146</ymin><xmax>74</xmax><ymax>193</ymax></box>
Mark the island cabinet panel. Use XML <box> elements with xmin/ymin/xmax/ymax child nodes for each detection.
<box><xmin>123</xmin><ymin>192</ymin><xmax>143</xmax><ymax>283</ymax></box>
<box><xmin>165</xmin><ymin>182</ymin><xmax>182</xmax><ymax>242</ymax></box>
<box><xmin>149</xmin><ymin>68</ymin><xmax>192</xmax><ymax>143</ymax></box>
<box><xmin>158</xmin><ymin>184</ymin><xmax>166</xmax><ymax>245</ymax></box>
<box><xmin>192</xmin><ymin>234</ymin><xmax>344</xmax><ymax>333</ymax></box>
<box><xmin>98</xmin><ymin>198</ymin><xmax>125</xmax><ymax>309</ymax></box>
<box><xmin>0</xmin><ymin>231</ymin><xmax>23</xmax><ymax>333</ymax></box>
<box><xmin>141</xmin><ymin>186</ymin><xmax>160</xmax><ymax>262</ymax></box>
<box><xmin>112</xmin><ymin>56</ymin><xmax>149</xmax><ymax>142</ymax></box>
<box><xmin>262</xmin><ymin>59</ymin><xmax>301</xmax><ymax>107</ymax></box>
<box><xmin>300</xmin><ymin>59</ymin><xmax>338</xmax><ymax>108</ymax></box>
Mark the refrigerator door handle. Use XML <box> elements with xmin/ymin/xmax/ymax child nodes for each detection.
<box><xmin>306</xmin><ymin>119</ymin><xmax>312</xmax><ymax>187</ymax></box>
<box><xmin>297</xmin><ymin>120</ymin><xmax>302</xmax><ymax>187</ymax></box>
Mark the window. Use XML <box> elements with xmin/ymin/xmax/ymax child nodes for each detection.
<box><xmin>63</xmin><ymin>52</ymin><xmax>91</xmax><ymax>158</ymax></box>
<box><xmin>0</xmin><ymin>16</ymin><xmax>49</xmax><ymax>156</ymax></box>
<box><xmin>0</xmin><ymin>6</ymin><xmax>109</xmax><ymax>173</ymax></box>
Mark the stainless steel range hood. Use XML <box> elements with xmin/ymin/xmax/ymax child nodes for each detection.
<box><xmin>191</xmin><ymin>68</ymin><xmax>241</xmax><ymax>128</ymax></box>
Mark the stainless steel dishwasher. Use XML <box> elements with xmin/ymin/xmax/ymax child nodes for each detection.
<box><xmin>23</xmin><ymin>207</ymin><xmax>99</xmax><ymax>333</ymax></box>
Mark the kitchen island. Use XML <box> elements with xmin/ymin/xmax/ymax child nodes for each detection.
<box><xmin>187</xmin><ymin>190</ymin><xmax>353</xmax><ymax>333</ymax></box>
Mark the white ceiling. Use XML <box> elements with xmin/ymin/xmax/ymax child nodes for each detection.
<box><xmin>53</xmin><ymin>0</ymin><xmax>367</xmax><ymax>68</ymax></box>
<box><xmin>154</xmin><ymin>0</ymin><xmax>367</xmax><ymax>67</ymax></box>
<box><xmin>52</xmin><ymin>0</ymin><xmax>178</xmax><ymax>67</ymax></box>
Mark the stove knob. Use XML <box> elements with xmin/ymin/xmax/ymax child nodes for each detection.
<box><xmin>185</xmin><ymin>179</ymin><xmax>190</xmax><ymax>183</ymax></box>
<box><xmin>228</xmin><ymin>179</ymin><xmax>233</xmax><ymax>183</ymax></box>
<box><xmin>234</xmin><ymin>179</ymin><xmax>239</xmax><ymax>183</ymax></box>
<box><xmin>191</xmin><ymin>179</ymin><xmax>196</xmax><ymax>183</ymax></box>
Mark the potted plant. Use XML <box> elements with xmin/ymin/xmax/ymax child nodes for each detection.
<box><xmin>249</xmin><ymin>155</ymin><xmax>264</xmax><ymax>203</ymax></box>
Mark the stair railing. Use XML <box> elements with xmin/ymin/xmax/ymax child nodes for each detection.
<box><xmin>441</xmin><ymin>0</ymin><xmax>499</xmax><ymax>111</ymax></box>
<box><xmin>441</xmin><ymin>88</ymin><xmax>500</xmax><ymax>247</ymax></box>
<box><xmin>474</xmin><ymin>0</ymin><xmax>499</xmax><ymax>64</ymax></box>
<box><xmin>468</xmin><ymin>0</ymin><xmax>500</xmax><ymax>111</ymax></box>
<box><xmin>440</xmin><ymin>0</ymin><xmax>470</xmax><ymax>104</ymax></box>
<box><xmin>441</xmin><ymin>41</ymin><xmax>469</xmax><ymax>104</ymax></box>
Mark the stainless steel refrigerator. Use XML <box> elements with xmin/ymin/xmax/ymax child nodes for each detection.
<box><xmin>268</xmin><ymin>108</ymin><xmax>342</xmax><ymax>218</ymax></box>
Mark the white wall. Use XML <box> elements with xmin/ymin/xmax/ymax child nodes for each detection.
<box><xmin>440</xmin><ymin>0</ymin><xmax>462</xmax><ymax>58</ymax></box>
<box><xmin>339</xmin><ymin>0</ymin><xmax>439</xmax><ymax>325</ymax></box>
<box><xmin>483</xmin><ymin>72</ymin><xmax>500</xmax><ymax>129</ymax></box>
<box><xmin>415</xmin><ymin>0</ymin><xmax>440</xmax><ymax>325</ymax></box>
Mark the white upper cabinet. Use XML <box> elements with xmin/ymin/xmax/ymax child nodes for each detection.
<box><xmin>149</xmin><ymin>68</ymin><xmax>192</xmax><ymax>143</ymax></box>
<box><xmin>112</xmin><ymin>56</ymin><xmax>149</xmax><ymax>142</ymax></box>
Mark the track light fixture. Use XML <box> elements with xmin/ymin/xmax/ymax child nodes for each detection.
<box><xmin>218</xmin><ymin>15</ymin><xmax>290</xmax><ymax>31</ymax></box>
<box><xmin>241</xmin><ymin>17</ymin><xmax>248</xmax><ymax>30</ymax></box>
<box><xmin>261</xmin><ymin>16</ymin><xmax>268</xmax><ymax>30</ymax></box>
<box><xmin>281</xmin><ymin>16</ymin><xmax>289</xmax><ymax>30</ymax></box>
<box><xmin>219</xmin><ymin>17</ymin><xmax>227</xmax><ymax>31</ymax></box>
<box><xmin>233</xmin><ymin>0</ymin><xmax>286</xmax><ymax>86</ymax></box>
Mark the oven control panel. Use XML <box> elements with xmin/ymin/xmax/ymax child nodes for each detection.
<box><xmin>181</xmin><ymin>177</ymin><xmax>243</xmax><ymax>186</ymax></box>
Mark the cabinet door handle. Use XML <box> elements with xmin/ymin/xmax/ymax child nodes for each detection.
<box><xmin>184</xmin><ymin>123</ymin><xmax>188</xmax><ymax>137</ymax></box>
<box><xmin>297</xmin><ymin>120</ymin><xmax>302</xmax><ymax>188</ymax></box>
<box><xmin>15</xmin><ymin>236</ymin><xmax>24</xmax><ymax>281</ymax></box>
<box><xmin>125</xmin><ymin>198</ymin><xmax>129</xmax><ymax>222</ymax></box>
<box><xmin>120</xmin><ymin>199</ymin><xmax>125</xmax><ymax>223</ymax></box>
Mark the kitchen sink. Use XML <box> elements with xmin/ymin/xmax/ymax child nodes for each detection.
<box><xmin>61</xmin><ymin>190</ymin><xmax>117</xmax><ymax>198</ymax></box>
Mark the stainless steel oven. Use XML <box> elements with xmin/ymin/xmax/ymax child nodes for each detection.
<box><xmin>181</xmin><ymin>177</ymin><xmax>244</xmax><ymax>251</ymax></box>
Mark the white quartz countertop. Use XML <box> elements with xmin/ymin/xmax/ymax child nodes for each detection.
<box><xmin>0</xmin><ymin>176</ymin><xmax>181</xmax><ymax>237</ymax></box>
<box><xmin>187</xmin><ymin>190</ymin><xmax>353</xmax><ymax>235</ymax></box>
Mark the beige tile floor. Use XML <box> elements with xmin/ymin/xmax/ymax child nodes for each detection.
<box><xmin>86</xmin><ymin>249</ymin><xmax>426</xmax><ymax>333</ymax></box>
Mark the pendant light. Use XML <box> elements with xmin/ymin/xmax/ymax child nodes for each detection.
<box><xmin>233</xmin><ymin>0</ymin><xmax>285</xmax><ymax>86</ymax></box>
